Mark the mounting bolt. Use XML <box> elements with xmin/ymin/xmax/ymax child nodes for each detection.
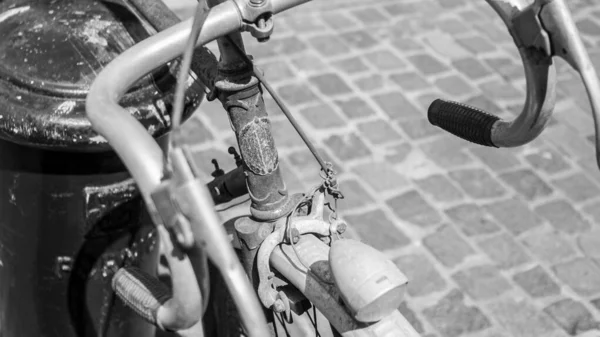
<box><xmin>335</xmin><ymin>220</ymin><xmax>347</xmax><ymax>234</ymax></box>
<box><xmin>273</xmin><ymin>299</ymin><xmax>285</xmax><ymax>313</ymax></box>
<box><xmin>249</xmin><ymin>0</ymin><xmax>266</xmax><ymax>6</ymax></box>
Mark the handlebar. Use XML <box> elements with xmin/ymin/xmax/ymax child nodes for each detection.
<box><xmin>429</xmin><ymin>0</ymin><xmax>557</xmax><ymax>148</ymax></box>
<box><xmin>86</xmin><ymin>0</ymin><xmax>312</xmax><ymax>336</ymax></box>
<box><xmin>429</xmin><ymin>0</ymin><xmax>600</xmax><ymax>168</ymax></box>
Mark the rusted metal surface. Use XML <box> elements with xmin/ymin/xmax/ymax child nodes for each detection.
<box><xmin>0</xmin><ymin>0</ymin><xmax>203</xmax><ymax>151</ymax></box>
<box><xmin>216</xmin><ymin>72</ymin><xmax>293</xmax><ymax>220</ymax></box>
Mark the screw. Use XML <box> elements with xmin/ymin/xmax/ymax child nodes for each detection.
<box><xmin>336</xmin><ymin>221</ymin><xmax>347</xmax><ymax>234</ymax></box>
<box><xmin>273</xmin><ymin>299</ymin><xmax>285</xmax><ymax>313</ymax></box>
<box><xmin>250</xmin><ymin>0</ymin><xmax>265</xmax><ymax>5</ymax></box>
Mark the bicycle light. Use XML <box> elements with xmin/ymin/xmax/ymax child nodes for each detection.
<box><xmin>329</xmin><ymin>239</ymin><xmax>408</xmax><ymax>323</ymax></box>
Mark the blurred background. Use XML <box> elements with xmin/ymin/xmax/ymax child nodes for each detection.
<box><xmin>164</xmin><ymin>0</ymin><xmax>600</xmax><ymax>336</ymax></box>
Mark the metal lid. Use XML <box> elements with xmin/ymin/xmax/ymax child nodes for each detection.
<box><xmin>0</xmin><ymin>0</ymin><xmax>203</xmax><ymax>151</ymax></box>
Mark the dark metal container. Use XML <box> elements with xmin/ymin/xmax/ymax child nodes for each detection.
<box><xmin>0</xmin><ymin>1</ymin><xmax>202</xmax><ymax>336</ymax></box>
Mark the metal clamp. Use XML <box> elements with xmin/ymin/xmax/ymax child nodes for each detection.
<box><xmin>256</xmin><ymin>192</ymin><xmax>332</xmax><ymax>311</ymax></box>
<box><xmin>234</xmin><ymin>0</ymin><xmax>274</xmax><ymax>41</ymax></box>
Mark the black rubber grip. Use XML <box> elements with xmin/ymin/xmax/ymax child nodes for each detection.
<box><xmin>428</xmin><ymin>99</ymin><xmax>500</xmax><ymax>147</ymax></box>
<box><xmin>112</xmin><ymin>267</ymin><xmax>171</xmax><ymax>326</ymax></box>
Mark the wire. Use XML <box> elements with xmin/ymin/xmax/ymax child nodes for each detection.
<box><xmin>168</xmin><ymin>1</ymin><xmax>210</xmax><ymax>164</ymax></box>
<box><xmin>223</xmin><ymin>35</ymin><xmax>331</xmax><ymax>175</ymax></box>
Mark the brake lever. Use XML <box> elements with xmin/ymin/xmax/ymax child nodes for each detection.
<box><xmin>507</xmin><ymin>0</ymin><xmax>600</xmax><ymax>169</ymax></box>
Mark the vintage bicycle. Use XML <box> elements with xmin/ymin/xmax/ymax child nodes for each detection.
<box><xmin>1</xmin><ymin>0</ymin><xmax>599</xmax><ymax>336</ymax></box>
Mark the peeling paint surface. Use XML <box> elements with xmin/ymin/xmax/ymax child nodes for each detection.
<box><xmin>0</xmin><ymin>0</ymin><xmax>206</xmax><ymax>150</ymax></box>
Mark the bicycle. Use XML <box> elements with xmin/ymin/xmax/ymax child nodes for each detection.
<box><xmin>81</xmin><ymin>0</ymin><xmax>600</xmax><ymax>336</ymax></box>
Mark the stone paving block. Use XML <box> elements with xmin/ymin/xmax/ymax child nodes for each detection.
<box><xmin>449</xmin><ymin>168</ymin><xmax>507</xmax><ymax>199</ymax></box>
<box><xmin>479</xmin><ymin>79</ymin><xmax>523</xmax><ymax>101</ymax></box>
<box><xmin>353</xmin><ymin>74</ymin><xmax>385</xmax><ymax>92</ymax></box>
<box><xmin>423</xmin><ymin>289</ymin><xmax>492</xmax><ymax>337</ymax></box>
<box><xmin>300</xmin><ymin>103</ymin><xmax>346</xmax><ymax>129</ymax></box>
<box><xmin>356</xmin><ymin>119</ymin><xmax>403</xmax><ymax>145</ymax></box>
<box><xmin>578</xmin><ymin>231</ymin><xmax>600</xmax><ymax>260</ymax></box>
<box><xmin>345</xmin><ymin>209</ymin><xmax>411</xmax><ymax>251</ymax></box>
<box><xmin>398</xmin><ymin>118</ymin><xmax>442</xmax><ymax>140</ymax></box>
<box><xmin>395</xmin><ymin>253</ymin><xmax>447</xmax><ymax>297</ymax></box>
<box><xmin>484</xmin><ymin>198</ymin><xmax>543</xmax><ymax>236</ymax></box>
<box><xmin>307</xmin><ymin>34</ymin><xmax>351</xmax><ymax>57</ymax></box>
<box><xmin>324</xmin><ymin>133</ymin><xmax>372</xmax><ymax>162</ymax></box>
<box><xmin>525</xmin><ymin>146</ymin><xmax>572</xmax><ymax>175</ymax></box>
<box><xmin>259</xmin><ymin>60</ymin><xmax>296</xmax><ymax>83</ymax></box>
<box><xmin>535</xmin><ymin>200</ymin><xmax>591</xmax><ymax>234</ymax></box>
<box><xmin>544</xmin><ymin>298</ymin><xmax>596</xmax><ymax>335</ymax></box>
<box><xmin>452</xmin><ymin>265</ymin><xmax>512</xmax><ymax>300</ymax></box>
<box><xmin>320</xmin><ymin>12</ymin><xmax>358</xmax><ymax>31</ymax></box>
<box><xmin>421</xmin><ymin>137</ymin><xmax>475</xmax><ymax>168</ymax></box>
<box><xmin>551</xmin><ymin>172</ymin><xmax>600</xmax><ymax>203</ymax></box>
<box><xmin>498</xmin><ymin>169</ymin><xmax>554</xmax><ymax>201</ymax></box>
<box><xmin>553</xmin><ymin>258</ymin><xmax>600</xmax><ymax>296</ymax></box>
<box><xmin>414</xmin><ymin>174</ymin><xmax>464</xmax><ymax>203</ymax></box>
<box><xmin>406</xmin><ymin>53</ymin><xmax>451</xmax><ymax>76</ymax></box>
<box><xmin>468</xmin><ymin>147</ymin><xmax>521</xmax><ymax>172</ymax></box>
<box><xmin>331</xmin><ymin>57</ymin><xmax>370</xmax><ymax>74</ymax></box>
<box><xmin>372</xmin><ymin>91</ymin><xmax>421</xmax><ymax>120</ymax></box>
<box><xmin>513</xmin><ymin>266</ymin><xmax>561</xmax><ymax>298</ymax></box>
<box><xmin>424</xmin><ymin>33</ymin><xmax>470</xmax><ymax>60</ymax></box>
<box><xmin>521</xmin><ymin>230</ymin><xmax>578</xmax><ymax>265</ymax></box>
<box><xmin>577</xmin><ymin>18</ymin><xmax>600</xmax><ymax>37</ymax></box>
<box><xmin>445</xmin><ymin>203</ymin><xmax>501</xmax><ymax>236</ymax></box>
<box><xmin>436</xmin><ymin>18</ymin><xmax>471</xmax><ymax>35</ymax></box>
<box><xmin>389</xmin><ymin>72</ymin><xmax>431</xmax><ymax>92</ymax></box>
<box><xmin>180</xmin><ymin>115</ymin><xmax>214</xmax><ymax>145</ymax></box>
<box><xmin>289</xmin><ymin>54</ymin><xmax>329</xmax><ymax>74</ymax></box>
<box><xmin>270</xmin><ymin>119</ymin><xmax>305</xmax><ymax>148</ymax></box>
<box><xmin>334</xmin><ymin>97</ymin><xmax>376</xmax><ymax>119</ymax></box>
<box><xmin>456</xmin><ymin>35</ymin><xmax>497</xmax><ymax>54</ymax></box>
<box><xmin>477</xmin><ymin>233</ymin><xmax>531</xmax><ymax>270</ymax></box>
<box><xmin>398</xmin><ymin>302</ymin><xmax>425</xmax><ymax>333</ymax></box>
<box><xmin>277</xmin><ymin>82</ymin><xmax>319</xmax><ymax>106</ymax></box>
<box><xmin>582</xmin><ymin>200</ymin><xmax>600</xmax><ymax>225</ymax></box>
<box><xmin>387</xmin><ymin>190</ymin><xmax>443</xmax><ymax>227</ymax></box>
<box><xmin>390</xmin><ymin>37</ymin><xmax>424</xmax><ymax>53</ymax></box>
<box><xmin>488</xmin><ymin>297</ymin><xmax>566</xmax><ymax>337</ymax></box>
<box><xmin>350</xmin><ymin>7</ymin><xmax>389</xmax><ymax>25</ymax></box>
<box><xmin>352</xmin><ymin>161</ymin><xmax>409</xmax><ymax>193</ymax></box>
<box><xmin>385</xmin><ymin>142</ymin><xmax>414</xmax><ymax>165</ymax></box>
<box><xmin>339</xmin><ymin>30</ymin><xmax>379</xmax><ymax>49</ymax></box>
<box><xmin>435</xmin><ymin>74</ymin><xmax>476</xmax><ymax>97</ymax></box>
<box><xmin>337</xmin><ymin>178</ymin><xmax>375</xmax><ymax>211</ymax></box>
<box><xmin>423</xmin><ymin>225</ymin><xmax>476</xmax><ymax>268</ymax></box>
<box><xmin>452</xmin><ymin>57</ymin><xmax>494</xmax><ymax>80</ymax></box>
<box><xmin>309</xmin><ymin>73</ymin><xmax>353</xmax><ymax>96</ymax></box>
<box><xmin>363</xmin><ymin>49</ymin><xmax>406</xmax><ymax>70</ymax></box>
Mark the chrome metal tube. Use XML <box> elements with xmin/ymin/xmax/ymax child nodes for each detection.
<box><xmin>490</xmin><ymin>47</ymin><xmax>556</xmax><ymax>147</ymax></box>
<box><xmin>485</xmin><ymin>0</ymin><xmax>557</xmax><ymax>147</ymax></box>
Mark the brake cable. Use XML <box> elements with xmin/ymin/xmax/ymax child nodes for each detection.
<box><xmin>223</xmin><ymin>36</ymin><xmax>338</xmax><ymax>176</ymax></box>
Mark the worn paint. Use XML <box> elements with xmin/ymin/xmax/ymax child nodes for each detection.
<box><xmin>0</xmin><ymin>0</ymin><xmax>205</xmax><ymax>150</ymax></box>
<box><xmin>80</xmin><ymin>17</ymin><xmax>111</xmax><ymax>47</ymax></box>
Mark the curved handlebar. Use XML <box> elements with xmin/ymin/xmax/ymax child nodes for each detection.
<box><xmin>86</xmin><ymin>1</ymin><xmax>313</xmax><ymax>336</ymax></box>
<box><xmin>86</xmin><ymin>1</ymin><xmax>241</xmax><ymax>215</ymax></box>
<box><xmin>428</xmin><ymin>0</ymin><xmax>557</xmax><ymax>148</ymax></box>
<box><xmin>429</xmin><ymin>46</ymin><xmax>556</xmax><ymax>147</ymax></box>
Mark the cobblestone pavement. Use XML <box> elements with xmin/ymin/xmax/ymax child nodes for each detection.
<box><xmin>168</xmin><ymin>0</ymin><xmax>600</xmax><ymax>336</ymax></box>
